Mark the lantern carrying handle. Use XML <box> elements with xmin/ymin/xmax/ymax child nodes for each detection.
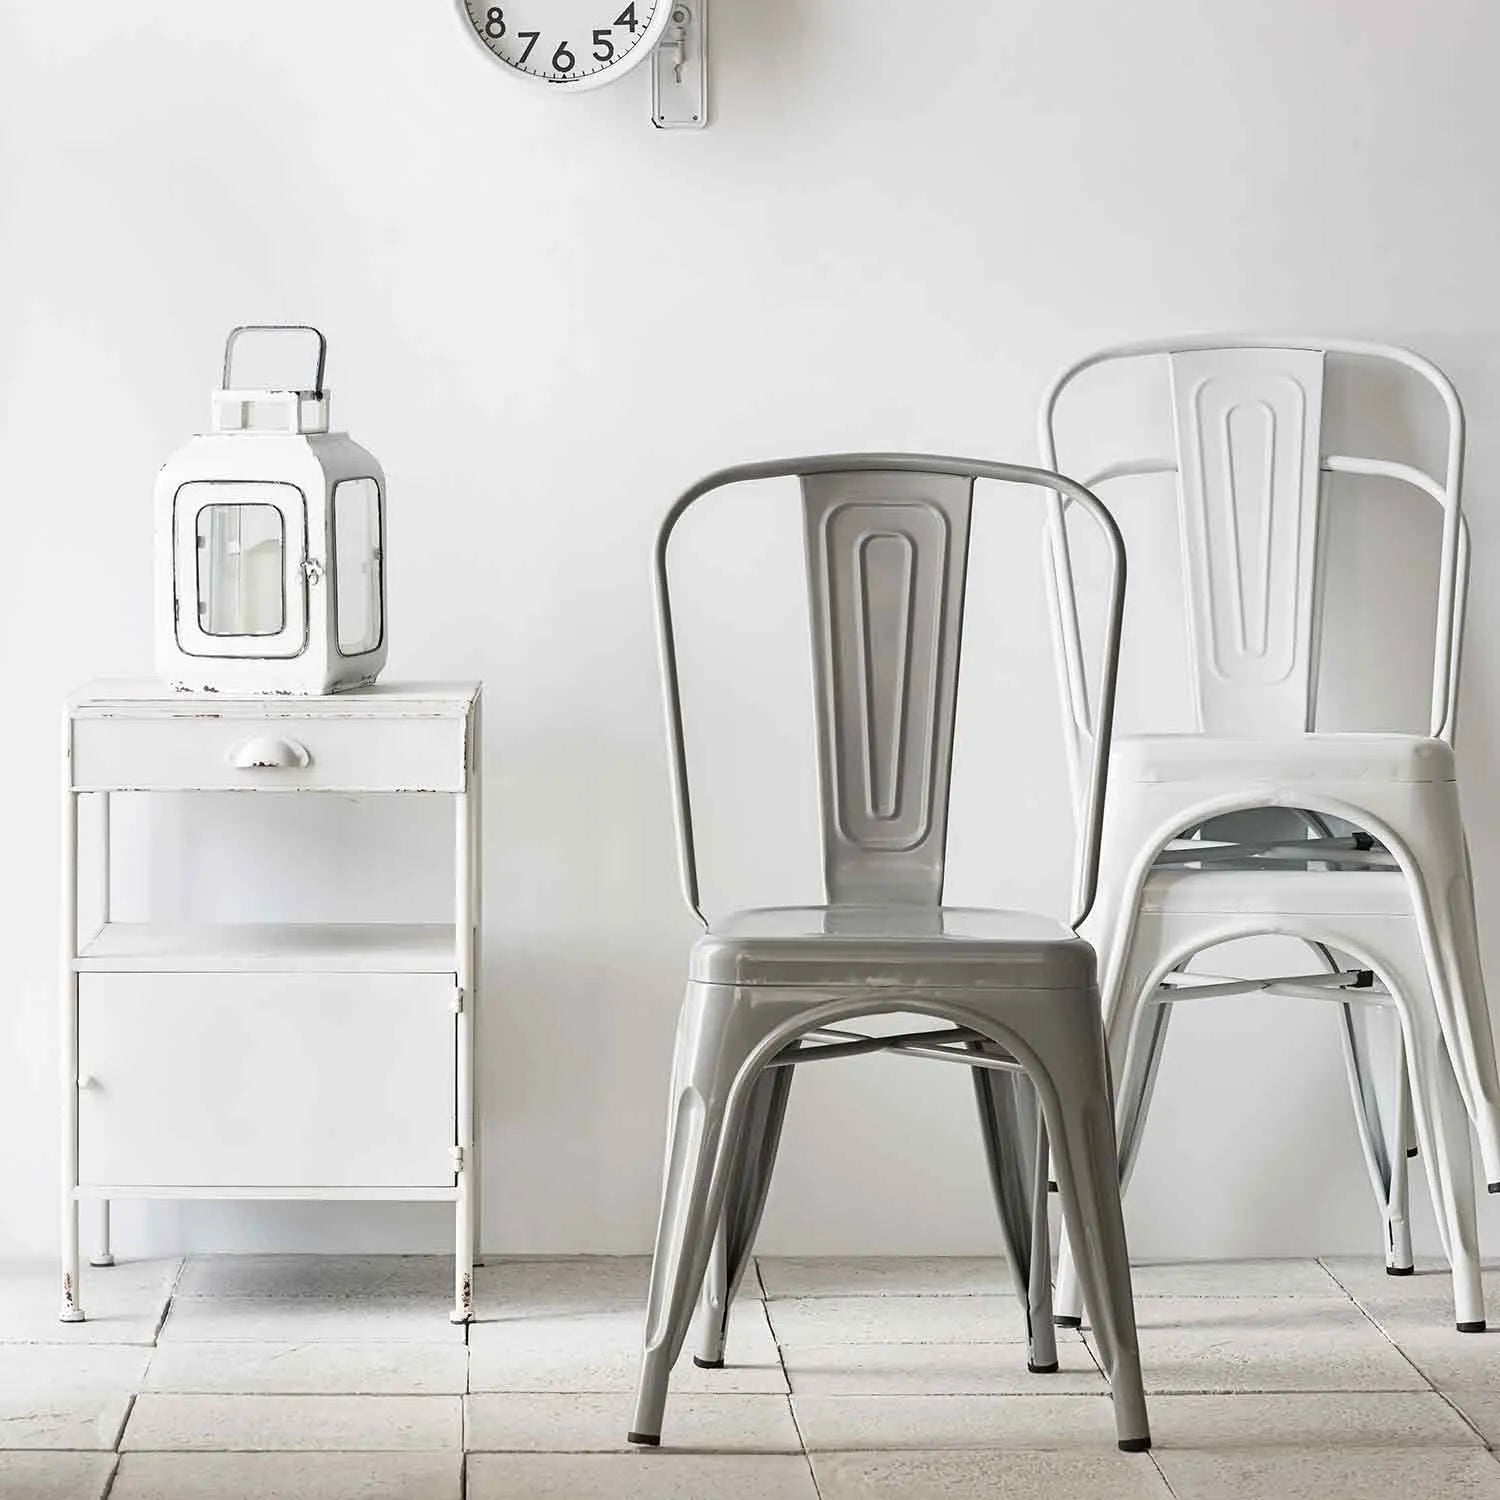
<box><xmin>221</xmin><ymin>325</ymin><xmax>328</xmax><ymax>397</ymax></box>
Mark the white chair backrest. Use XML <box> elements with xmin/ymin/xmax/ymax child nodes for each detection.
<box><xmin>1038</xmin><ymin>338</ymin><xmax>1467</xmax><ymax>792</ymax></box>
<box><xmin>655</xmin><ymin>454</ymin><xmax>1126</xmax><ymax>931</ymax></box>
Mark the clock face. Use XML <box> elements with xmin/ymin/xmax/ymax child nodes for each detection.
<box><xmin>460</xmin><ymin>2</ymin><xmax>669</xmax><ymax>89</ymax></box>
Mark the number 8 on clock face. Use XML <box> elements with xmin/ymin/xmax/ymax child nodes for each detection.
<box><xmin>459</xmin><ymin>1</ymin><xmax>671</xmax><ymax>90</ymax></box>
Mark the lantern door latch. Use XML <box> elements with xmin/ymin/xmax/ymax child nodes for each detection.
<box><xmin>651</xmin><ymin>2</ymin><xmax>708</xmax><ymax>130</ymax></box>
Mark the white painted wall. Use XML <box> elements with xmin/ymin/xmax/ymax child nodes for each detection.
<box><xmin>3</xmin><ymin>0</ymin><xmax>1499</xmax><ymax>1261</ymax></box>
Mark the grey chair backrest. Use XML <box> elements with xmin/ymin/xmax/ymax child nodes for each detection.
<box><xmin>1038</xmin><ymin>339</ymin><xmax>1467</xmax><ymax>785</ymax></box>
<box><xmin>655</xmin><ymin>454</ymin><xmax>1125</xmax><ymax>931</ymax></box>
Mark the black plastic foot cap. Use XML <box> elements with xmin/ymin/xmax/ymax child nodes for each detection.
<box><xmin>692</xmin><ymin>1356</ymin><xmax>725</xmax><ymax>1369</ymax></box>
<box><xmin>627</xmin><ymin>1432</ymin><xmax>661</xmax><ymax>1447</ymax></box>
<box><xmin>1118</xmin><ymin>1436</ymin><xmax>1152</xmax><ymax>1453</ymax></box>
<box><xmin>1407</xmin><ymin>1146</ymin><xmax>1420</xmax><ymax>1158</ymax></box>
<box><xmin>1053</xmin><ymin>1315</ymin><xmax>1083</xmax><ymax>1329</ymax></box>
<box><xmin>1458</xmin><ymin>1320</ymin><xmax>1487</xmax><ymax>1334</ymax></box>
<box><xmin>1489</xmin><ymin>1182</ymin><xmax>1500</xmax><ymax>1194</ymax></box>
<box><xmin>1047</xmin><ymin>1180</ymin><xmax>1059</xmax><ymax>1193</ymax></box>
<box><xmin>1027</xmin><ymin>1360</ymin><xmax>1059</xmax><ymax>1374</ymax></box>
<box><xmin>1386</xmin><ymin>1265</ymin><xmax>1416</xmax><ymax>1277</ymax></box>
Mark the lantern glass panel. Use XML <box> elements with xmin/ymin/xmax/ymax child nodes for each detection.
<box><xmin>195</xmin><ymin>502</ymin><xmax>286</xmax><ymax>637</ymax></box>
<box><xmin>333</xmin><ymin>478</ymin><xmax>382</xmax><ymax>656</ymax></box>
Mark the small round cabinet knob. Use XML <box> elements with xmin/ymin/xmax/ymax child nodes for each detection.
<box><xmin>228</xmin><ymin>737</ymin><xmax>312</xmax><ymax>771</ymax></box>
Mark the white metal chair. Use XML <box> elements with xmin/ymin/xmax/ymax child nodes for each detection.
<box><xmin>1039</xmin><ymin>338</ymin><xmax>1499</xmax><ymax>1334</ymax></box>
<box><xmin>628</xmin><ymin>454</ymin><xmax>1151</xmax><ymax>1453</ymax></box>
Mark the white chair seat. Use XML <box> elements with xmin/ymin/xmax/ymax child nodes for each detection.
<box><xmin>691</xmin><ymin>905</ymin><xmax>1091</xmax><ymax>989</ymax></box>
<box><xmin>1112</xmin><ymin>732</ymin><xmax>1455</xmax><ymax>785</ymax></box>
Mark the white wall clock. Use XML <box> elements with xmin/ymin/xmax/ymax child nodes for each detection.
<box><xmin>457</xmin><ymin>1</ymin><xmax>708</xmax><ymax>127</ymax></box>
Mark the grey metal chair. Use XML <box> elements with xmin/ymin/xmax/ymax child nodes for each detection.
<box><xmin>628</xmin><ymin>454</ymin><xmax>1151</xmax><ymax>1454</ymax></box>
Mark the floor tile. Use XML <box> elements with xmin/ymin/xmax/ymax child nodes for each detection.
<box><xmin>174</xmin><ymin>1255</ymin><xmax>449</xmax><ymax>1300</ymax></box>
<box><xmin>465</xmin><ymin>1392</ymin><xmax>801</xmax><ymax>1452</ymax></box>
<box><xmin>467</xmin><ymin>1303</ymin><xmax>788</xmax><ymax>1394</ymax></box>
<box><xmin>1320</xmin><ymin>1256</ymin><xmax>1497</xmax><ymax>1329</ymax></box>
<box><xmin>121</xmin><ymin>1393</ymin><xmax>461</xmax><ymax>1451</ymax></box>
<box><xmin>143</xmin><ymin>1341</ymin><xmax>467</xmax><ymax>1395</ymax></box>
<box><xmin>1155</xmin><ymin>1447</ymin><xmax>1500</xmax><ymax>1498</ymax></box>
<box><xmin>1320</xmin><ymin>1256</ymin><xmax>1500</xmax><ymax>1302</ymax></box>
<box><xmin>757</xmin><ymin>1258</ymin><xmax>1010</xmax><ymax>1300</ymax></box>
<box><xmin>0</xmin><ymin>1391</ymin><xmax>131</xmax><ymax>1450</ymax></box>
<box><xmin>0</xmin><ymin>1452</ymin><xmax>115</xmax><ymax>1499</ymax></box>
<box><xmin>1447</xmin><ymin>1388</ymin><xmax>1500</xmax><ymax>1446</ymax></box>
<box><xmin>156</xmin><ymin>1295</ymin><xmax>464</xmax><ymax>1344</ymax></box>
<box><xmin>0</xmin><ymin>1260</ymin><xmax>179</xmax><ymax>1346</ymax></box>
<box><xmin>1130</xmin><ymin>1259</ymin><xmax>1339</xmax><ymax>1298</ymax></box>
<box><xmin>782</xmin><ymin>1341</ymin><xmax>1104</xmax><ymax>1396</ymax></box>
<box><xmin>1381</xmin><ymin>1326</ymin><xmax>1500</xmax><ymax>1391</ymax></box>
<box><xmin>810</xmin><ymin>1449</ymin><xmax>1171</xmax><ymax>1498</ymax></box>
<box><xmin>1148</xmin><ymin>1391</ymin><xmax>1481</xmax><ymax>1448</ymax></box>
<box><xmin>0</xmin><ymin>1344</ymin><xmax>150</xmax><ymax>1393</ymax></box>
<box><xmin>474</xmin><ymin>1257</ymin><xmax>652</xmax><ymax>1314</ymax></box>
<box><xmin>466</xmin><ymin>1451</ymin><xmax>819</xmax><ymax>1498</ymax></box>
<box><xmin>794</xmin><ymin>1393</ymin><xmax>1118</xmax><ymax>1450</ymax></box>
<box><xmin>1108</xmin><ymin>1296</ymin><xmax>1428</xmax><ymax>1392</ymax></box>
<box><xmin>766</xmin><ymin>1294</ymin><xmax>1030</xmax><ymax>1345</ymax></box>
<box><xmin>109</xmin><ymin>1451</ymin><xmax>461</xmax><ymax>1499</ymax></box>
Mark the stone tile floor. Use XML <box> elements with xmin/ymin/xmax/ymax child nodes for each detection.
<box><xmin>0</xmin><ymin>1255</ymin><xmax>1498</xmax><ymax>1496</ymax></box>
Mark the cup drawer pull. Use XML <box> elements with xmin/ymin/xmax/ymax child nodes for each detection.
<box><xmin>228</xmin><ymin>736</ymin><xmax>311</xmax><ymax>770</ymax></box>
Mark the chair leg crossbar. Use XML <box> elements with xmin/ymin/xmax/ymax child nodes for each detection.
<box><xmin>1153</xmin><ymin>969</ymin><xmax>1376</xmax><ymax>1004</ymax></box>
<box><xmin>774</xmin><ymin>1025</ymin><xmax>1026</xmax><ymax>1072</ymax></box>
<box><xmin>1155</xmin><ymin>834</ymin><xmax>1395</xmax><ymax>869</ymax></box>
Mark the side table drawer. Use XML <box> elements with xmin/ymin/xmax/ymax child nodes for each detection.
<box><xmin>77</xmin><ymin>973</ymin><xmax>457</xmax><ymax>1189</ymax></box>
<box><xmin>71</xmin><ymin>713</ymin><xmax>467</xmax><ymax>792</ymax></box>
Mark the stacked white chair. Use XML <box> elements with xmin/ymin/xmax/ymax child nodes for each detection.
<box><xmin>1040</xmin><ymin>338</ymin><xmax>1500</xmax><ymax>1333</ymax></box>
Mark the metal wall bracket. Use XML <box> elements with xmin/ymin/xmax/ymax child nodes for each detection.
<box><xmin>651</xmin><ymin>1</ymin><xmax>708</xmax><ymax>130</ymax></box>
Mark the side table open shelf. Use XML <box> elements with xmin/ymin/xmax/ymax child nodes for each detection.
<box><xmin>61</xmin><ymin>681</ymin><xmax>482</xmax><ymax>1324</ymax></box>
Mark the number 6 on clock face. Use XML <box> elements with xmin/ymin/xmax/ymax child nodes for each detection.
<box><xmin>458</xmin><ymin>1</ymin><xmax>672</xmax><ymax>90</ymax></box>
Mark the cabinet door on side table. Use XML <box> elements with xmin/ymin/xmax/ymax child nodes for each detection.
<box><xmin>78</xmin><ymin>973</ymin><xmax>457</xmax><ymax>1189</ymax></box>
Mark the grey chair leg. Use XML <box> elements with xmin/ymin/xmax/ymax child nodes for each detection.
<box><xmin>1055</xmin><ymin>999</ymin><xmax>1171</xmax><ymax>1330</ymax></box>
<box><xmin>1033</xmin><ymin>1018</ymin><xmax>1151</xmax><ymax>1453</ymax></box>
<box><xmin>696</xmin><ymin>1066</ymin><xmax>794</xmax><ymax>1367</ymax></box>
<box><xmin>633</xmin><ymin>977</ymin><xmax>794</xmax><ymax>1449</ymax></box>
<box><xmin>969</xmin><ymin>1051</ymin><xmax>1057</xmax><ymax>1372</ymax></box>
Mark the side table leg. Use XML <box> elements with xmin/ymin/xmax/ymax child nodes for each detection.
<box><xmin>452</xmin><ymin>1166</ymin><xmax>474</xmax><ymax>1325</ymax></box>
<box><xmin>90</xmin><ymin>1200</ymin><xmax>115</xmax><ymax>1269</ymax></box>
<box><xmin>60</xmin><ymin>781</ymin><xmax>85</xmax><ymax>1322</ymax></box>
<box><xmin>450</xmin><ymin>780</ymin><xmax>476</xmax><ymax>1325</ymax></box>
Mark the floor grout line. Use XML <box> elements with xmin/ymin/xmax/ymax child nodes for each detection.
<box><xmin>1316</xmin><ymin>1254</ymin><xmax>1449</xmax><ymax>1398</ymax></box>
<box><xmin>761</xmin><ymin>1275</ymin><xmax>824</xmax><ymax>1497</ymax></box>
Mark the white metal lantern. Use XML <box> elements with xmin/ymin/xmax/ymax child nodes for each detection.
<box><xmin>154</xmin><ymin>326</ymin><xmax>388</xmax><ymax>695</ymax></box>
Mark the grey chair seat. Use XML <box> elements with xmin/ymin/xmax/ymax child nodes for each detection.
<box><xmin>691</xmin><ymin>905</ymin><xmax>1094</xmax><ymax>990</ymax></box>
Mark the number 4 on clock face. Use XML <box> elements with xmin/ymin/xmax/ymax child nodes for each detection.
<box><xmin>458</xmin><ymin>1</ymin><xmax>673</xmax><ymax>91</ymax></box>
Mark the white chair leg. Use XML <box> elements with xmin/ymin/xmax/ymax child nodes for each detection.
<box><xmin>1337</xmin><ymin>990</ymin><xmax>1415</xmax><ymax>1274</ymax></box>
<box><xmin>1400</xmin><ymin>815</ymin><xmax>1500</xmax><ymax>1187</ymax></box>
<box><xmin>1397</xmin><ymin>983</ymin><xmax>1485</xmax><ymax>1330</ymax></box>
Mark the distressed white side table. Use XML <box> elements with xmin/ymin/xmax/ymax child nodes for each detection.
<box><xmin>60</xmin><ymin>680</ymin><xmax>482</xmax><ymax>1323</ymax></box>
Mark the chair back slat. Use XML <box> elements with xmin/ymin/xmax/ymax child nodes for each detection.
<box><xmin>1167</xmin><ymin>346</ymin><xmax>1326</xmax><ymax>734</ymax></box>
<box><xmin>801</xmin><ymin>469</ymin><xmax>974</xmax><ymax>907</ymax></box>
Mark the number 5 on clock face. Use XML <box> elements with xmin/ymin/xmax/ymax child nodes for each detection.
<box><xmin>458</xmin><ymin>1</ymin><xmax>672</xmax><ymax>90</ymax></box>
